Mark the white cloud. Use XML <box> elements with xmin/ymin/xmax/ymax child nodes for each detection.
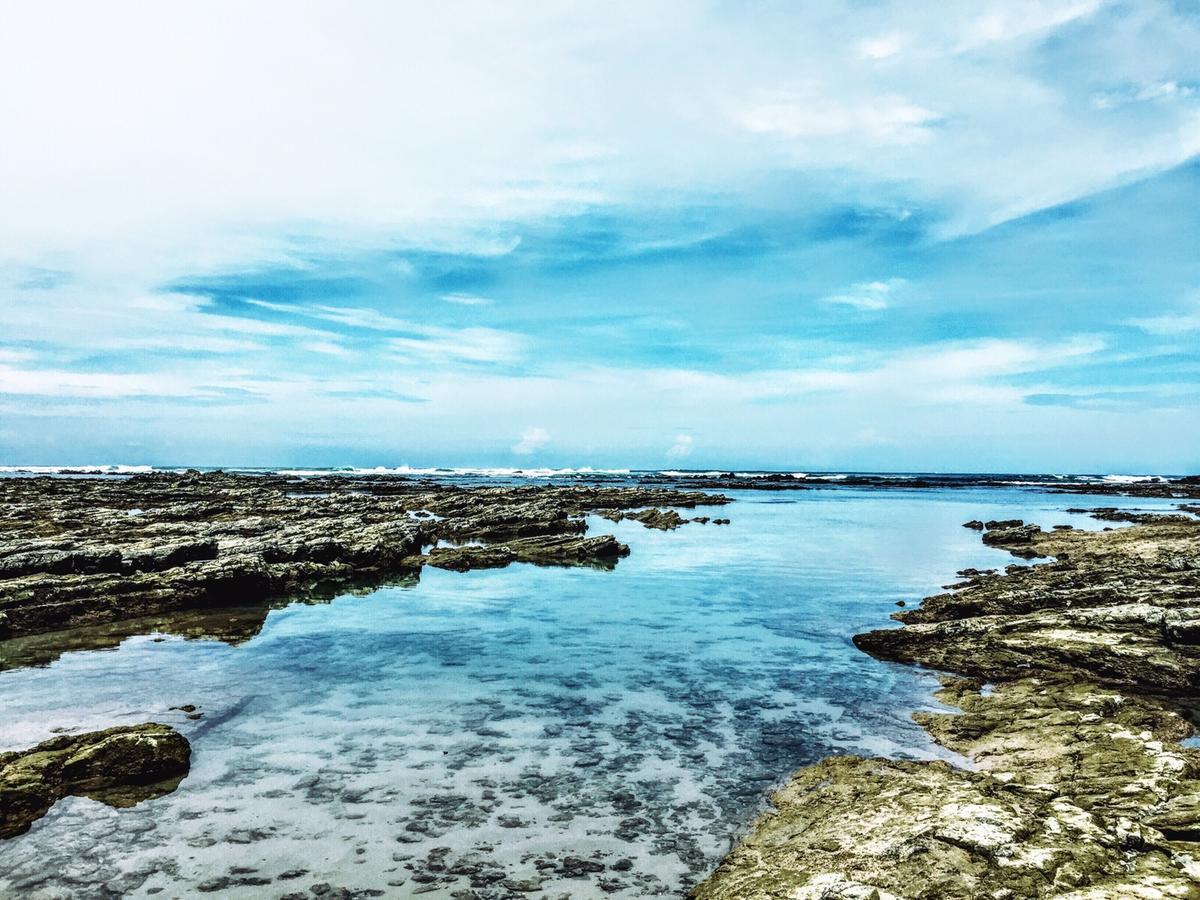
<box><xmin>666</xmin><ymin>434</ymin><xmax>694</xmax><ymax>459</ymax></box>
<box><xmin>301</xmin><ymin>341</ymin><xmax>352</xmax><ymax>357</ymax></box>
<box><xmin>1127</xmin><ymin>290</ymin><xmax>1200</xmax><ymax>334</ymax></box>
<box><xmin>738</xmin><ymin>90</ymin><xmax>941</xmax><ymax>146</ymax></box>
<box><xmin>441</xmin><ymin>293</ymin><xmax>493</xmax><ymax>306</ymax></box>
<box><xmin>821</xmin><ymin>278</ymin><xmax>906</xmax><ymax>310</ymax></box>
<box><xmin>953</xmin><ymin>1</ymin><xmax>1102</xmax><ymax>53</ymax></box>
<box><xmin>2</xmin><ymin>331</ymin><xmax>1183</xmax><ymax>472</ymax></box>
<box><xmin>388</xmin><ymin>327</ymin><xmax>524</xmax><ymax>365</ymax></box>
<box><xmin>0</xmin><ymin>363</ymin><xmax>228</xmax><ymax>399</ymax></box>
<box><xmin>1128</xmin><ymin>311</ymin><xmax>1200</xmax><ymax>334</ymax></box>
<box><xmin>0</xmin><ymin>0</ymin><xmax>1195</xmax><ymax>274</ymax></box>
<box><xmin>246</xmin><ymin>300</ymin><xmax>526</xmax><ymax>363</ymax></box>
<box><xmin>512</xmin><ymin>426</ymin><xmax>550</xmax><ymax>455</ymax></box>
<box><xmin>0</xmin><ymin>348</ymin><xmax>36</xmax><ymax>365</ymax></box>
<box><xmin>858</xmin><ymin>33</ymin><xmax>906</xmax><ymax>61</ymax></box>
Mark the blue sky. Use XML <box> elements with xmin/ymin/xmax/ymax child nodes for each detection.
<box><xmin>1</xmin><ymin>1</ymin><xmax>1198</xmax><ymax>472</ymax></box>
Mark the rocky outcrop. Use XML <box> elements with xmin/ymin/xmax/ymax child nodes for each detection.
<box><xmin>0</xmin><ymin>724</ymin><xmax>191</xmax><ymax>839</ymax></box>
<box><xmin>694</xmin><ymin>513</ymin><xmax>1200</xmax><ymax>899</ymax></box>
<box><xmin>426</xmin><ymin>534</ymin><xmax>630</xmax><ymax>572</ymax></box>
<box><xmin>695</xmin><ymin>676</ymin><xmax>1200</xmax><ymax>900</ymax></box>
<box><xmin>0</xmin><ymin>473</ymin><xmax>728</xmax><ymax>641</ymax></box>
<box><xmin>1068</xmin><ymin>507</ymin><xmax>1199</xmax><ymax>525</ymax></box>
<box><xmin>601</xmin><ymin>507</ymin><xmax>689</xmax><ymax>530</ymax></box>
<box><xmin>855</xmin><ymin>517</ymin><xmax>1200</xmax><ymax>693</ymax></box>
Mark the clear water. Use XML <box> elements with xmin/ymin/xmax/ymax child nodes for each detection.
<box><xmin>0</xmin><ymin>487</ymin><xmax>1179</xmax><ymax>898</ymax></box>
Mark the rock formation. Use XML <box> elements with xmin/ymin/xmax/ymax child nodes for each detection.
<box><xmin>0</xmin><ymin>724</ymin><xmax>191</xmax><ymax>839</ymax></box>
<box><xmin>0</xmin><ymin>472</ymin><xmax>728</xmax><ymax>640</ymax></box>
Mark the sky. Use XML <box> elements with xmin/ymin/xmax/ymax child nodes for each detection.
<box><xmin>1</xmin><ymin>0</ymin><xmax>1198</xmax><ymax>472</ymax></box>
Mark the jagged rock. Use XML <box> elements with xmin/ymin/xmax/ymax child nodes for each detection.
<box><xmin>1073</xmin><ymin>507</ymin><xmax>1198</xmax><ymax>525</ymax></box>
<box><xmin>981</xmin><ymin>523</ymin><xmax>1043</xmax><ymax>551</ymax></box>
<box><xmin>696</xmin><ymin>671</ymin><xmax>1200</xmax><ymax>899</ymax></box>
<box><xmin>0</xmin><ymin>724</ymin><xmax>191</xmax><ymax>839</ymax></box>
<box><xmin>694</xmin><ymin>721</ymin><xmax>1200</xmax><ymax>900</ymax></box>
<box><xmin>428</xmin><ymin>534</ymin><xmax>630</xmax><ymax>571</ymax></box>
<box><xmin>601</xmin><ymin>508</ymin><xmax>687</xmax><ymax>530</ymax></box>
<box><xmin>856</xmin><ymin>518</ymin><xmax>1200</xmax><ymax>692</ymax></box>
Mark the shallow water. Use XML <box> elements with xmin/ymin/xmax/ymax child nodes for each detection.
<box><xmin>0</xmin><ymin>487</ymin><xmax>1180</xmax><ymax>898</ymax></box>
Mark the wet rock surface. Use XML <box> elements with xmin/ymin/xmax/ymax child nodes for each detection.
<box><xmin>0</xmin><ymin>723</ymin><xmax>190</xmax><ymax>839</ymax></box>
<box><xmin>695</xmin><ymin>512</ymin><xmax>1200</xmax><ymax>899</ymax></box>
<box><xmin>856</xmin><ymin>516</ymin><xmax>1200</xmax><ymax>692</ymax></box>
<box><xmin>0</xmin><ymin>472</ymin><xmax>727</xmax><ymax>641</ymax></box>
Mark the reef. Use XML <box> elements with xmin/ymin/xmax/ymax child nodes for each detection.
<box><xmin>0</xmin><ymin>472</ymin><xmax>728</xmax><ymax>642</ymax></box>
<box><xmin>694</xmin><ymin>512</ymin><xmax>1200</xmax><ymax>899</ymax></box>
<box><xmin>0</xmin><ymin>724</ymin><xmax>191</xmax><ymax>839</ymax></box>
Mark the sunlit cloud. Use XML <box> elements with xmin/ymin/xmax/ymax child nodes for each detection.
<box><xmin>821</xmin><ymin>279</ymin><xmax>907</xmax><ymax>311</ymax></box>
<box><xmin>512</xmin><ymin>426</ymin><xmax>550</xmax><ymax>455</ymax></box>
<box><xmin>441</xmin><ymin>293</ymin><xmax>493</xmax><ymax>307</ymax></box>
<box><xmin>666</xmin><ymin>434</ymin><xmax>694</xmax><ymax>460</ymax></box>
<box><xmin>0</xmin><ymin>1</ymin><xmax>1197</xmax><ymax>470</ymax></box>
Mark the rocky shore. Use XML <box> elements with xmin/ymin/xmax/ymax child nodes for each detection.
<box><xmin>0</xmin><ymin>472</ymin><xmax>729</xmax><ymax>643</ymax></box>
<box><xmin>0</xmin><ymin>472</ymin><xmax>730</xmax><ymax>846</ymax></box>
<box><xmin>694</xmin><ymin>512</ymin><xmax>1200</xmax><ymax>898</ymax></box>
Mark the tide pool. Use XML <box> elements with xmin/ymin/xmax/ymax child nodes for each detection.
<box><xmin>0</xmin><ymin>487</ymin><xmax>1168</xmax><ymax>898</ymax></box>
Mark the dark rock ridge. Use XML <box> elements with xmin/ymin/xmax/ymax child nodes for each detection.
<box><xmin>0</xmin><ymin>472</ymin><xmax>728</xmax><ymax>640</ymax></box>
<box><xmin>694</xmin><ymin>512</ymin><xmax>1200</xmax><ymax>898</ymax></box>
<box><xmin>426</xmin><ymin>534</ymin><xmax>630</xmax><ymax>572</ymax></box>
<box><xmin>638</xmin><ymin>472</ymin><xmax>1200</xmax><ymax>497</ymax></box>
<box><xmin>0</xmin><ymin>724</ymin><xmax>191</xmax><ymax>839</ymax></box>
<box><xmin>1067</xmin><ymin>506</ymin><xmax>1200</xmax><ymax>525</ymax></box>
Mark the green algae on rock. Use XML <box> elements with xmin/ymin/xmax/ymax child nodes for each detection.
<box><xmin>1</xmin><ymin>724</ymin><xmax>191</xmax><ymax>839</ymax></box>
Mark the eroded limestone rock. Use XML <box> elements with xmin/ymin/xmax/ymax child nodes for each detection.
<box><xmin>855</xmin><ymin>518</ymin><xmax>1200</xmax><ymax>693</ymax></box>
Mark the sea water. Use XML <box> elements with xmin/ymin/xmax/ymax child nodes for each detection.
<box><xmin>0</xmin><ymin>487</ymin><xmax>1178</xmax><ymax>898</ymax></box>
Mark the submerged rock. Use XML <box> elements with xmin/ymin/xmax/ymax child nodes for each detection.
<box><xmin>0</xmin><ymin>724</ymin><xmax>191</xmax><ymax>839</ymax></box>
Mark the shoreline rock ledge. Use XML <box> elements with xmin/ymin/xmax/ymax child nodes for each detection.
<box><xmin>0</xmin><ymin>472</ymin><xmax>729</xmax><ymax>641</ymax></box>
<box><xmin>693</xmin><ymin>514</ymin><xmax>1200</xmax><ymax>899</ymax></box>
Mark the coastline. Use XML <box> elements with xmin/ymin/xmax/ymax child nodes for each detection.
<box><xmin>0</xmin><ymin>471</ymin><xmax>729</xmax><ymax>644</ymax></box>
<box><xmin>4</xmin><ymin>474</ymin><xmax>1200</xmax><ymax>895</ymax></box>
<box><xmin>693</xmin><ymin>511</ymin><xmax>1200</xmax><ymax>898</ymax></box>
